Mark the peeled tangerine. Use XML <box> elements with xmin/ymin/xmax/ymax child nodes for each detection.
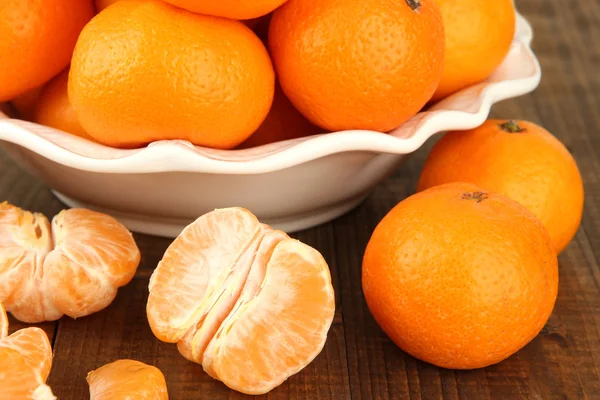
<box><xmin>147</xmin><ymin>208</ymin><xmax>335</xmax><ymax>395</ymax></box>
<box><xmin>87</xmin><ymin>359</ymin><xmax>168</xmax><ymax>399</ymax></box>
<box><xmin>0</xmin><ymin>302</ymin><xmax>56</xmax><ymax>399</ymax></box>
<box><xmin>0</xmin><ymin>202</ymin><xmax>140</xmax><ymax>323</ymax></box>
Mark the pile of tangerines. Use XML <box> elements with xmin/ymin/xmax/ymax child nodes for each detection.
<box><xmin>1</xmin><ymin>0</ymin><xmax>516</xmax><ymax>149</ymax></box>
<box><xmin>0</xmin><ymin>0</ymin><xmax>585</xmax><ymax>398</ymax></box>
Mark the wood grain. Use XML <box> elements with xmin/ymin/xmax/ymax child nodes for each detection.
<box><xmin>1</xmin><ymin>0</ymin><xmax>599</xmax><ymax>398</ymax></box>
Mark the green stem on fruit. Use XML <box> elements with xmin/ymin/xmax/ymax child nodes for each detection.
<box><xmin>406</xmin><ymin>0</ymin><xmax>421</xmax><ymax>11</ymax></box>
<box><xmin>499</xmin><ymin>120</ymin><xmax>526</xmax><ymax>133</ymax></box>
<box><xmin>461</xmin><ymin>192</ymin><xmax>489</xmax><ymax>203</ymax></box>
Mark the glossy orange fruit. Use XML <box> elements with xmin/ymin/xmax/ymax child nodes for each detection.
<box><xmin>0</xmin><ymin>306</ymin><xmax>56</xmax><ymax>399</ymax></box>
<box><xmin>269</xmin><ymin>0</ymin><xmax>444</xmax><ymax>132</ymax></box>
<box><xmin>147</xmin><ymin>208</ymin><xmax>335</xmax><ymax>394</ymax></box>
<box><xmin>33</xmin><ymin>69</ymin><xmax>92</xmax><ymax>141</ymax></box>
<box><xmin>418</xmin><ymin>120</ymin><xmax>584</xmax><ymax>253</ymax></box>
<box><xmin>162</xmin><ymin>0</ymin><xmax>287</xmax><ymax>19</ymax></box>
<box><xmin>87</xmin><ymin>359</ymin><xmax>168</xmax><ymax>399</ymax></box>
<box><xmin>238</xmin><ymin>82</ymin><xmax>322</xmax><ymax>148</ymax></box>
<box><xmin>0</xmin><ymin>202</ymin><xmax>141</xmax><ymax>323</ymax></box>
<box><xmin>69</xmin><ymin>0</ymin><xmax>275</xmax><ymax>149</ymax></box>
<box><xmin>363</xmin><ymin>182</ymin><xmax>558</xmax><ymax>369</ymax></box>
<box><xmin>0</xmin><ymin>0</ymin><xmax>95</xmax><ymax>102</ymax></box>
<box><xmin>432</xmin><ymin>0</ymin><xmax>516</xmax><ymax>101</ymax></box>
<box><xmin>10</xmin><ymin>86</ymin><xmax>44</xmax><ymax>121</ymax></box>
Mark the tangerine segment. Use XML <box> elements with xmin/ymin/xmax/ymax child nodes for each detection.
<box><xmin>0</xmin><ymin>347</ymin><xmax>55</xmax><ymax>400</ymax></box>
<box><xmin>0</xmin><ymin>302</ymin><xmax>7</xmax><ymax>339</ymax></box>
<box><xmin>204</xmin><ymin>239</ymin><xmax>335</xmax><ymax>395</ymax></box>
<box><xmin>147</xmin><ymin>208</ymin><xmax>264</xmax><ymax>344</ymax></box>
<box><xmin>181</xmin><ymin>227</ymin><xmax>289</xmax><ymax>366</ymax></box>
<box><xmin>0</xmin><ymin>203</ymin><xmax>59</xmax><ymax>322</ymax></box>
<box><xmin>0</xmin><ymin>327</ymin><xmax>55</xmax><ymax>400</ymax></box>
<box><xmin>0</xmin><ymin>203</ymin><xmax>140</xmax><ymax>323</ymax></box>
<box><xmin>44</xmin><ymin>209</ymin><xmax>141</xmax><ymax>318</ymax></box>
<box><xmin>87</xmin><ymin>359</ymin><xmax>168</xmax><ymax>400</ymax></box>
<box><xmin>0</xmin><ymin>327</ymin><xmax>53</xmax><ymax>382</ymax></box>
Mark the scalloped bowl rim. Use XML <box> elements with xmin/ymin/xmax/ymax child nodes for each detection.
<box><xmin>0</xmin><ymin>13</ymin><xmax>540</xmax><ymax>175</ymax></box>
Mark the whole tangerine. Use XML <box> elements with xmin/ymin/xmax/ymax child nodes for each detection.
<box><xmin>33</xmin><ymin>69</ymin><xmax>92</xmax><ymax>141</ymax></box>
<box><xmin>432</xmin><ymin>0</ymin><xmax>516</xmax><ymax>101</ymax></box>
<box><xmin>268</xmin><ymin>0</ymin><xmax>444</xmax><ymax>132</ymax></box>
<box><xmin>362</xmin><ymin>182</ymin><xmax>559</xmax><ymax>369</ymax></box>
<box><xmin>162</xmin><ymin>0</ymin><xmax>288</xmax><ymax>19</ymax></box>
<box><xmin>69</xmin><ymin>0</ymin><xmax>275</xmax><ymax>149</ymax></box>
<box><xmin>238</xmin><ymin>82</ymin><xmax>323</xmax><ymax>148</ymax></box>
<box><xmin>0</xmin><ymin>0</ymin><xmax>95</xmax><ymax>101</ymax></box>
<box><xmin>418</xmin><ymin>120</ymin><xmax>584</xmax><ymax>253</ymax></box>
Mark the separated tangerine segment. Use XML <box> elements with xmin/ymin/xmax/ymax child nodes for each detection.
<box><xmin>0</xmin><ymin>202</ymin><xmax>141</xmax><ymax>323</ymax></box>
<box><xmin>147</xmin><ymin>208</ymin><xmax>335</xmax><ymax>395</ymax></box>
<box><xmin>0</xmin><ymin>304</ymin><xmax>56</xmax><ymax>399</ymax></box>
<box><xmin>87</xmin><ymin>359</ymin><xmax>169</xmax><ymax>399</ymax></box>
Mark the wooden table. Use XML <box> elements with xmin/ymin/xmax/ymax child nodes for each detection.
<box><xmin>3</xmin><ymin>0</ymin><xmax>599</xmax><ymax>398</ymax></box>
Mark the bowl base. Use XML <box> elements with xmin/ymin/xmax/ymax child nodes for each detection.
<box><xmin>52</xmin><ymin>191</ymin><xmax>368</xmax><ymax>238</ymax></box>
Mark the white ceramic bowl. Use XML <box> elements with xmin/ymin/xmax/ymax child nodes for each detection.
<box><xmin>0</xmin><ymin>14</ymin><xmax>540</xmax><ymax>238</ymax></box>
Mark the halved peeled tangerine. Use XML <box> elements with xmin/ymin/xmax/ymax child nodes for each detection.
<box><xmin>0</xmin><ymin>302</ymin><xmax>56</xmax><ymax>400</ymax></box>
<box><xmin>87</xmin><ymin>359</ymin><xmax>169</xmax><ymax>399</ymax></box>
<box><xmin>147</xmin><ymin>207</ymin><xmax>335</xmax><ymax>395</ymax></box>
<box><xmin>0</xmin><ymin>202</ymin><xmax>140</xmax><ymax>323</ymax></box>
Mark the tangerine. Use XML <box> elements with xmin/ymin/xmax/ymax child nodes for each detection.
<box><xmin>363</xmin><ymin>182</ymin><xmax>558</xmax><ymax>369</ymax></box>
<box><xmin>238</xmin><ymin>82</ymin><xmax>322</xmax><ymax>148</ymax></box>
<box><xmin>269</xmin><ymin>0</ymin><xmax>444</xmax><ymax>132</ymax></box>
<box><xmin>0</xmin><ymin>306</ymin><xmax>56</xmax><ymax>399</ymax></box>
<box><xmin>87</xmin><ymin>359</ymin><xmax>168</xmax><ymax>399</ymax></box>
<box><xmin>33</xmin><ymin>69</ymin><xmax>92</xmax><ymax>141</ymax></box>
<box><xmin>69</xmin><ymin>0</ymin><xmax>275</xmax><ymax>149</ymax></box>
<box><xmin>432</xmin><ymin>0</ymin><xmax>516</xmax><ymax>101</ymax></box>
<box><xmin>0</xmin><ymin>0</ymin><xmax>95</xmax><ymax>101</ymax></box>
<box><xmin>147</xmin><ymin>207</ymin><xmax>335</xmax><ymax>394</ymax></box>
<box><xmin>418</xmin><ymin>120</ymin><xmax>584</xmax><ymax>253</ymax></box>
<box><xmin>162</xmin><ymin>0</ymin><xmax>287</xmax><ymax>19</ymax></box>
<box><xmin>0</xmin><ymin>203</ymin><xmax>141</xmax><ymax>323</ymax></box>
